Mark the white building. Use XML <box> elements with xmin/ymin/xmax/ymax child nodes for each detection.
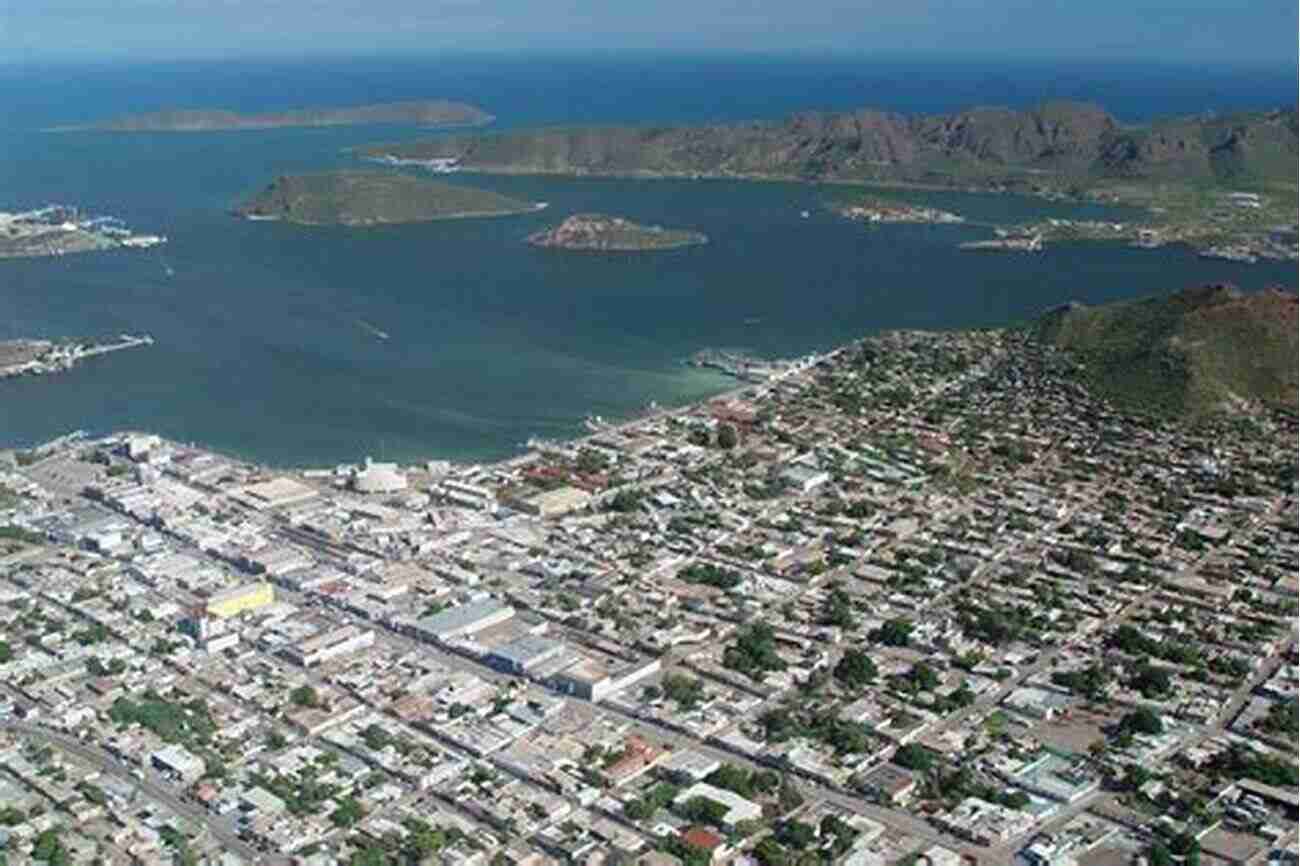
<box><xmin>353</xmin><ymin>458</ymin><xmax>407</xmax><ymax>494</ymax></box>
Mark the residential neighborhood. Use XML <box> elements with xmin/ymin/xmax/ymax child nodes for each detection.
<box><xmin>0</xmin><ymin>327</ymin><xmax>1295</xmax><ymax>866</ymax></box>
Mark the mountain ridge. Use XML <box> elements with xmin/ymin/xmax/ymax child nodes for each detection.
<box><xmin>362</xmin><ymin>101</ymin><xmax>1298</xmax><ymax>192</ymax></box>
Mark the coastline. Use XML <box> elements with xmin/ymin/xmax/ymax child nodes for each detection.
<box><xmin>240</xmin><ymin>201</ymin><xmax>546</xmax><ymax>227</ymax></box>
<box><xmin>5</xmin><ymin>348</ymin><xmax>834</xmax><ymax>475</ymax></box>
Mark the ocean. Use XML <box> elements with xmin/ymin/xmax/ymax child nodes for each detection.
<box><xmin>0</xmin><ymin>56</ymin><xmax>1295</xmax><ymax>466</ymax></box>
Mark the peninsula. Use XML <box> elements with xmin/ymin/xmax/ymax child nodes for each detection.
<box><xmin>0</xmin><ymin>205</ymin><xmax>165</xmax><ymax>260</ymax></box>
<box><xmin>52</xmin><ymin>99</ymin><xmax>493</xmax><ymax>132</ymax></box>
<box><xmin>235</xmin><ymin>171</ymin><xmax>540</xmax><ymax>226</ymax></box>
<box><xmin>0</xmin><ymin>334</ymin><xmax>154</xmax><ymax>380</ymax></box>
<box><xmin>526</xmin><ymin>213</ymin><xmax>707</xmax><ymax>251</ymax></box>
<box><xmin>361</xmin><ymin>101</ymin><xmax>1298</xmax><ymax>260</ymax></box>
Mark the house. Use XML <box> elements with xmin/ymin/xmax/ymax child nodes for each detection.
<box><xmin>680</xmin><ymin>827</ymin><xmax>728</xmax><ymax>862</ymax></box>
<box><xmin>857</xmin><ymin>764</ymin><xmax>917</xmax><ymax>804</ymax></box>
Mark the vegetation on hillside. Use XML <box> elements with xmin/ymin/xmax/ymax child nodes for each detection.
<box><xmin>1035</xmin><ymin>284</ymin><xmax>1298</xmax><ymax>416</ymax></box>
<box><xmin>236</xmin><ymin>171</ymin><xmax>536</xmax><ymax>226</ymax></box>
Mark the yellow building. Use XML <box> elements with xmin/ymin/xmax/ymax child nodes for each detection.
<box><xmin>206</xmin><ymin>582</ymin><xmax>274</xmax><ymax>618</ymax></box>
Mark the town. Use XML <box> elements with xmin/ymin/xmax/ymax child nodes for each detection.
<box><xmin>0</xmin><ymin>335</ymin><xmax>156</xmax><ymax>381</ymax></box>
<box><xmin>0</xmin><ymin>327</ymin><xmax>1295</xmax><ymax>866</ymax></box>
<box><xmin>0</xmin><ymin>206</ymin><xmax>166</xmax><ymax>260</ymax></box>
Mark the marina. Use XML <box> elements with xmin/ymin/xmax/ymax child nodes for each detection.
<box><xmin>0</xmin><ymin>334</ymin><xmax>155</xmax><ymax>380</ymax></box>
<box><xmin>0</xmin><ymin>204</ymin><xmax>167</xmax><ymax>259</ymax></box>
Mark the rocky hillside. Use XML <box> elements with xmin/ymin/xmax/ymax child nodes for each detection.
<box><xmin>1036</xmin><ymin>285</ymin><xmax>1298</xmax><ymax>416</ymax></box>
<box><xmin>526</xmin><ymin>213</ymin><xmax>707</xmax><ymax>251</ymax></box>
<box><xmin>363</xmin><ymin>102</ymin><xmax>1297</xmax><ymax>191</ymax></box>
<box><xmin>235</xmin><ymin>171</ymin><xmax>536</xmax><ymax>226</ymax></box>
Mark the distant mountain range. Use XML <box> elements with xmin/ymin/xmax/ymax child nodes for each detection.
<box><xmin>364</xmin><ymin>101</ymin><xmax>1297</xmax><ymax>191</ymax></box>
<box><xmin>1036</xmin><ymin>285</ymin><xmax>1298</xmax><ymax>416</ymax></box>
<box><xmin>53</xmin><ymin>100</ymin><xmax>493</xmax><ymax>132</ymax></box>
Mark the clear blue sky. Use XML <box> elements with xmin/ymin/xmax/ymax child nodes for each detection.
<box><xmin>6</xmin><ymin>0</ymin><xmax>1297</xmax><ymax>68</ymax></box>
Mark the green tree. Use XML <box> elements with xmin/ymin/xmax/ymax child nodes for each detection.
<box><xmin>289</xmin><ymin>684</ymin><xmax>319</xmax><ymax>708</ymax></box>
<box><xmin>1120</xmin><ymin>706</ymin><xmax>1164</xmax><ymax>736</ymax></box>
<box><xmin>330</xmin><ymin>796</ymin><xmax>364</xmax><ymax>828</ymax></box>
<box><xmin>717</xmin><ymin>424</ymin><xmax>739</xmax><ymax>450</ymax></box>
<box><xmin>833</xmin><ymin>648</ymin><xmax>878</xmax><ymax>689</ymax></box>
<box><xmin>892</xmin><ymin>743</ymin><xmax>933</xmax><ymax>772</ymax></box>
<box><xmin>871</xmin><ymin>618</ymin><xmax>913</xmax><ymax>647</ymax></box>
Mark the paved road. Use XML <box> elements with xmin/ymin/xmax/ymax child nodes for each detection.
<box><xmin>1</xmin><ymin>720</ymin><xmax>279</xmax><ymax>865</ymax></box>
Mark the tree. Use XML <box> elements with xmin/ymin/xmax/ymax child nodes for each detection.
<box><xmin>330</xmin><ymin>796</ymin><xmax>364</xmax><ymax>828</ymax></box>
<box><xmin>820</xmin><ymin>587</ymin><xmax>856</xmax><ymax>629</ymax></box>
<box><xmin>289</xmin><ymin>684</ymin><xmax>319</xmax><ymax>708</ymax></box>
<box><xmin>0</xmin><ymin>641</ymin><xmax>11</xmax><ymax>663</ymax></box>
<box><xmin>871</xmin><ymin>618</ymin><xmax>913</xmax><ymax>647</ymax></box>
<box><xmin>1129</xmin><ymin>665</ymin><xmax>1173</xmax><ymax>698</ymax></box>
<box><xmin>774</xmin><ymin>820</ymin><xmax>817</xmax><ymax>851</ymax></box>
<box><xmin>32</xmin><ymin>829</ymin><xmax>69</xmax><ymax>866</ymax></box>
<box><xmin>717</xmin><ymin>424</ymin><xmax>739</xmax><ymax>450</ymax></box>
<box><xmin>1120</xmin><ymin>706</ymin><xmax>1164</xmax><ymax>736</ymax></box>
<box><xmin>833</xmin><ymin>648</ymin><xmax>878</xmax><ymax>690</ymax></box>
<box><xmin>907</xmin><ymin>662</ymin><xmax>940</xmax><ymax>691</ymax></box>
<box><xmin>891</xmin><ymin>744</ymin><xmax>933</xmax><ymax>772</ymax></box>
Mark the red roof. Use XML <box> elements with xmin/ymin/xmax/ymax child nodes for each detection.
<box><xmin>681</xmin><ymin>828</ymin><xmax>724</xmax><ymax>852</ymax></box>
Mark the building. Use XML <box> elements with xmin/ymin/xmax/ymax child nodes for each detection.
<box><xmin>240</xmin><ymin>786</ymin><xmax>287</xmax><ymax>817</ymax></box>
<box><xmin>603</xmin><ymin>735</ymin><xmax>666</xmax><ymax>787</ymax></box>
<box><xmin>548</xmin><ymin>655</ymin><xmax>662</xmax><ymax>702</ymax></box>
<box><xmin>659</xmin><ymin>749</ymin><xmax>722</xmax><ymax>782</ymax></box>
<box><xmin>413</xmin><ymin>599</ymin><xmax>515</xmax><ymax>642</ymax></box>
<box><xmin>238</xmin><ymin>477</ymin><xmax>319</xmax><ymax>510</ymax></box>
<box><xmin>672</xmin><ymin>782</ymin><xmax>762</xmax><ymax>830</ymax></box>
<box><xmin>353</xmin><ymin>458</ymin><xmax>407</xmax><ymax>494</ymax></box>
<box><xmin>205</xmin><ymin>582</ymin><xmax>275</xmax><ymax>619</ymax></box>
<box><xmin>1007</xmin><ymin>753</ymin><xmax>1099</xmax><ymax>804</ymax></box>
<box><xmin>512</xmin><ymin>486</ymin><xmax>593</xmax><ymax>518</ymax></box>
<box><xmin>857</xmin><ymin>764</ymin><xmax>917</xmax><ymax>804</ymax></box>
<box><xmin>680</xmin><ymin>827</ymin><xmax>728</xmax><ymax>862</ymax></box>
<box><xmin>779</xmin><ymin>463</ymin><xmax>830</xmax><ymax>493</ymax></box>
<box><xmin>1002</xmin><ymin>686</ymin><xmax>1072</xmax><ymax>721</ymax></box>
<box><xmin>932</xmin><ymin>797</ymin><xmax>1037</xmax><ymax>846</ymax></box>
<box><xmin>440</xmin><ymin>480</ymin><xmax>496</xmax><ymax>511</ymax></box>
<box><xmin>284</xmin><ymin>625</ymin><xmax>375</xmax><ymax>668</ymax></box>
<box><xmin>486</xmin><ymin>635</ymin><xmax>567</xmax><ymax>675</ymax></box>
<box><xmin>151</xmin><ymin>744</ymin><xmax>205</xmax><ymax>784</ymax></box>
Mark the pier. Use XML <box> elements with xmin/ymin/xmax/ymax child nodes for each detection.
<box><xmin>0</xmin><ymin>333</ymin><xmax>155</xmax><ymax>380</ymax></box>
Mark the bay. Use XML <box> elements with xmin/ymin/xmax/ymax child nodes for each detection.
<box><xmin>0</xmin><ymin>58</ymin><xmax>1294</xmax><ymax>466</ymax></box>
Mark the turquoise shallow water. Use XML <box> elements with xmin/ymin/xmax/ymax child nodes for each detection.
<box><xmin>0</xmin><ymin>60</ymin><xmax>1295</xmax><ymax>466</ymax></box>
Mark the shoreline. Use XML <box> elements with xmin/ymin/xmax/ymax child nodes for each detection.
<box><xmin>3</xmin><ymin>348</ymin><xmax>834</xmax><ymax>476</ymax></box>
<box><xmin>239</xmin><ymin>201</ymin><xmax>546</xmax><ymax>227</ymax></box>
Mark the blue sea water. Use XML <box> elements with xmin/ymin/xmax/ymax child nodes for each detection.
<box><xmin>0</xmin><ymin>56</ymin><xmax>1295</xmax><ymax>465</ymax></box>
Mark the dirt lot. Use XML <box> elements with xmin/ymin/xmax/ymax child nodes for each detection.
<box><xmin>1032</xmin><ymin>705</ymin><xmax>1125</xmax><ymax>753</ymax></box>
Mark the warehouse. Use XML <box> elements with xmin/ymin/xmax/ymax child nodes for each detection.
<box><xmin>413</xmin><ymin>598</ymin><xmax>514</xmax><ymax>642</ymax></box>
<box><xmin>486</xmin><ymin>635</ymin><xmax>567</xmax><ymax>674</ymax></box>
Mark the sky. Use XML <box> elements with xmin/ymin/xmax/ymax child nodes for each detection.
<box><xmin>3</xmin><ymin>0</ymin><xmax>1297</xmax><ymax>68</ymax></box>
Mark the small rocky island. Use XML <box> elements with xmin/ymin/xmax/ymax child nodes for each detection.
<box><xmin>526</xmin><ymin>213</ymin><xmax>707</xmax><ymax>251</ymax></box>
<box><xmin>53</xmin><ymin>100</ymin><xmax>493</xmax><ymax>132</ymax></box>
<box><xmin>235</xmin><ymin>171</ymin><xmax>541</xmax><ymax>226</ymax></box>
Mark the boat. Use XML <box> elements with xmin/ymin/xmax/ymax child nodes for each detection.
<box><xmin>357</xmin><ymin>320</ymin><xmax>390</xmax><ymax>340</ymax></box>
<box><xmin>800</xmin><ymin>210</ymin><xmax>810</xmax><ymax>219</ymax></box>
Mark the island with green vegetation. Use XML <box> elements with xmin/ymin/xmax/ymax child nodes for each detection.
<box><xmin>362</xmin><ymin>101</ymin><xmax>1298</xmax><ymax>260</ymax></box>
<box><xmin>526</xmin><ymin>213</ymin><xmax>707</xmax><ymax>251</ymax></box>
<box><xmin>1035</xmin><ymin>283</ymin><xmax>1298</xmax><ymax>416</ymax></box>
<box><xmin>235</xmin><ymin>171</ymin><xmax>541</xmax><ymax>226</ymax></box>
<box><xmin>53</xmin><ymin>100</ymin><xmax>493</xmax><ymax>132</ymax></box>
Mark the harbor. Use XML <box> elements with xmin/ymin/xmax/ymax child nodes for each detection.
<box><xmin>0</xmin><ymin>334</ymin><xmax>155</xmax><ymax>380</ymax></box>
<box><xmin>0</xmin><ymin>205</ymin><xmax>166</xmax><ymax>259</ymax></box>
